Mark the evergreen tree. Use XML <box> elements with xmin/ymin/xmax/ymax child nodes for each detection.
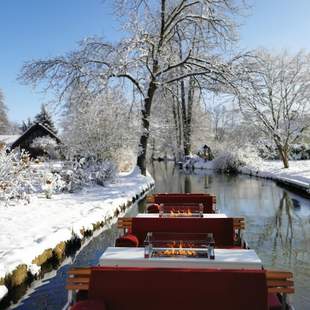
<box><xmin>34</xmin><ymin>104</ymin><xmax>57</xmax><ymax>134</ymax></box>
<box><xmin>20</xmin><ymin>118</ymin><xmax>33</xmax><ymax>132</ymax></box>
<box><xmin>0</xmin><ymin>89</ymin><xmax>10</xmax><ymax>134</ymax></box>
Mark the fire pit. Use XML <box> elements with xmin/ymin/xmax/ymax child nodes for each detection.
<box><xmin>144</xmin><ymin>232</ymin><xmax>215</xmax><ymax>259</ymax></box>
<box><xmin>159</xmin><ymin>204</ymin><xmax>204</xmax><ymax>218</ymax></box>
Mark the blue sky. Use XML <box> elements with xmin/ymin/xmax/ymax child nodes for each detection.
<box><xmin>1</xmin><ymin>0</ymin><xmax>310</xmax><ymax>124</ymax></box>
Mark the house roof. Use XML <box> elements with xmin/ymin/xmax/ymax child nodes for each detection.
<box><xmin>11</xmin><ymin>122</ymin><xmax>61</xmax><ymax>149</ymax></box>
<box><xmin>0</xmin><ymin>135</ymin><xmax>20</xmax><ymax>146</ymax></box>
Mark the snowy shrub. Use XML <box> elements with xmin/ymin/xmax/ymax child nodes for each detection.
<box><xmin>59</xmin><ymin>158</ymin><xmax>117</xmax><ymax>192</ymax></box>
<box><xmin>0</xmin><ymin>149</ymin><xmax>34</xmax><ymax>205</ymax></box>
<box><xmin>183</xmin><ymin>155</ymin><xmax>201</xmax><ymax>169</ymax></box>
<box><xmin>213</xmin><ymin>146</ymin><xmax>262</xmax><ymax>173</ymax></box>
<box><xmin>257</xmin><ymin>142</ymin><xmax>310</xmax><ymax>160</ymax></box>
<box><xmin>41</xmin><ymin>171</ymin><xmax>66</xmax><ymax>198</ymax></box>
<box><xmin>213</xmin><ymin>151</ymin><xmax>243</xmax><ymax>173</ymax></box>
<box><xmin>94</xmin><ymin>161</ymin><xmax>117</xmax><ymax>186</ymax></box>
<box><xmin>31</xmin><ymin>136</ymin><xmax>60</xmax><ymax>159</ymax></box>
<box><xmin>60</xmin><ymin>159</ymin><xmax>88</xmax><ymax>193</ymax></box>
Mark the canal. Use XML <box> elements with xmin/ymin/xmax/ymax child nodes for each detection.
<box><xmin>11</xmin><ymin>162</ymin><xmax>310</xmax><ymax>309</ymax></box>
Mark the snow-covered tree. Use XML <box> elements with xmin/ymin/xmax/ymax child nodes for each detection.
<box><xmin>0</xmin><ymin>89</ymin><xmax>10</xmax><ymax>134</ymax></box>
<box><xmin>62</xmin><ymin>86</ymin><xmax>139</xmax><ymax>168</ymax></box>
<box><xmin>0</xmin><ymin>150</ymin><xmax>33</xmax><ymax>205</ymax></box>
<box><xmin>238</xmin><ymin>50</ymin><xmax>310</xmax><ymax>168</ymax></box>
<box><xmin>20</xmin><ymin>0</ymin><xmax>246</xmax><ymax>175</ymax></box>
<box><xmin>34</xmin><ymin>104</ymin><xmax>58</xmax><ymax>134</ymax></box>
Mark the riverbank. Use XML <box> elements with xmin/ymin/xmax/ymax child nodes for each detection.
<box><xmin>182</xmin><ymin>156</ymin><xmax>310</xmax><ymax>193</ymax></box>
<box><xmin>240</xmin><ymin>160</ymin><xmax>310</xmax><ymax>193</ymax></box>
<box><xmin>0</xmin><ymin>168</ymin><xmax>154</xmax><ymax>303</ymax></box>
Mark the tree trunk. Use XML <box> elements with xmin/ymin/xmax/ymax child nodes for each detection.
<box><xmin>136</xmin><ymin>81</ymin><xmax>157</xmax><ymax>175</ymax></box>
<box><xmin>276</xmin><ymin>144</ymin><xmax>289</xmax><ymax>168</ymax></box>
<box><xmin>184</xmin><ymin>77</ymin><xmax>194</xmax><ymax>156</ymax></box>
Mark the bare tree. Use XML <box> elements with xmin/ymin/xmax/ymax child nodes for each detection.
<box><xmin>20</xmin><ymin>0</ymin><xmax>245</xmax><ymax>175</ymax></box>
<box><xmin>238</xmin><ymin>50</ymin><xmax>310</xmax><ymax>168</ymax></box>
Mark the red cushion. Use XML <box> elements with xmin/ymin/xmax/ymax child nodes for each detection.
<box><xmin>268</xmin><ymin>293</ymin><xmax>282</xmax><ymax>310</ymax></box>
<box><xmin>70</xmin><ymin>299</ymin><xmax>106</xmax><ymax>310</ymax></box>
<box><xmin>88</xmin><ymin>267</ymin><xmax>268</xmax><ymax>310</ymax></box>
<box><xmin>147</xmin><ymin>203</ymin><xmax>160</xmax><ymax>213</ymax></box>
<box><xmin>115</xmin><ymin>233</ymin><xmax>139</xmax><ymax>247</ymax></box>
<box><xmin>131</xmin><ymin>217</ymin><xmax>234</xmax><ymax>246</ymax></box>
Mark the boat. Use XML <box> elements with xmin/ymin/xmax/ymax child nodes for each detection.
<box><xmin>66</xmin><ymin>193</ymin><xmax>295</xmax><ymax>310</ymax></box>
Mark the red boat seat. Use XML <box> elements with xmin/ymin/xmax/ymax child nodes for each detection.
<box><xmin>146</xmin><ymin>203</ymin><xmax>160</xmax><ymax>213</ymax></box>
<box><xmin>71</xmin><ymin>267</ymin><xmax>268</xmax><ymax>310</ymax></box>
<box><xmin>115</xmin><ymin>233</ymin><xmax>139</xmax><ymax>247</ymax></box>
<box><xmin>130</xmin><ymin>217</ymin><xmax>234</xmax><ymax>247</ymax></box>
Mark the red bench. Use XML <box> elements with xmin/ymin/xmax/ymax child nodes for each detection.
<box><xmin>147</xmin><ymin>193</ymin><xmax>216</xmax><ymax>213</ymax></box>
<box><xmin>68</xmin><ymin>267</ymin><xmax>270</xmax><ymax>310</ymax></box>
<box><xmin>116</xmin><ymin>217</ymin><xmax>245</xmax><ymax>247</ymax></box>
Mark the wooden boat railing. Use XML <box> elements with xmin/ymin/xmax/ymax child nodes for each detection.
<box><xmin>66</xmin><ymin>268</ymin><xmax>294</xmax><ymax>310</ymax></box>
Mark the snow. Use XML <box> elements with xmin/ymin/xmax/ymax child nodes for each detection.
<box><xmin>0</xmin><ymin>135</ymin><xmax>19</xmax><ymax>146</ymax></box>
<box><xmin>193</xmin><ymin>160</ymin><xmax>214</xmax><ymax>169</ymax></box>
<box><xmin>240</xmin><ymin>160</ymin><xmax>310</xmax><ymax>191</ymax></box>
<box><xmin>182</xmin><ymin>155</ymin><xmax>215</xmax><ymax>170</ymax></box>
<box><xmin>0</xmin><ymin>167</ymin><xmax>154</xmax><ymax>284</ymax></box>
<box><xmin>0</xmin><ymin>285</ymin><xmax>8</xmax><ymax>301</ymax></box>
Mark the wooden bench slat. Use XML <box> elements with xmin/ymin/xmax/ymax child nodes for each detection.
<box><xmin>268</xmin><ymin>287</ymin><xmax>295</xmax><ymax>294</ymax></box>
<box><xmin>66</xmin><ymin>284</ymin><xmax>89</xmax><ymax>291</ymax></box>
<box><xmin>267</xmin><ymin>280</ymin><xmax>294</xmax><ymax>287</ymax></box>
<box><xmin>67</xmin><ymin>277</ymin><xmax>90</xmax><ymax>284</ymax></box>
<box><xmin>67</xmin><ymin>268</ymin><xmax>91</xmax><ymax>275</ymax></box>
<box><xmin>266</xmin><ymin>271</ymin><xmax>293</xmax><ymax>279</ymax></box>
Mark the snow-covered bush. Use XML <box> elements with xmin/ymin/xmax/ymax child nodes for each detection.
<box><xmin>183</xmin><ymin>155</ymin><xmax>202</xmax><ymax>169</ymax></box>
<box><xmin>60</xmin><ymin>158</ymin><xmax>117</xmax><ymax>192</ymax></box>
<box><xmin>30</xmin><ymin>136</ymin><xmax>60</xmax><ymax>159</ymax></box>
<box><xmin>93</xmin><ymin>161</ymin><xmax>117</xmax><ymax>186</ymax></box>
<box><xmin>213</xmin><ymin>146</ymin><xmax>262</xmax><ymax>173</ymax></box>
<box><xmin>41</xmin><ymin>171</ymin><xmax>66</xmax><ymax>198</ymax></box>
<box><xmin>257</xmin><ymin>142</ymin><xmax>310</xmax><ymax>160</ymax></box>
<box><xmin>0</xmin><ymin>150</ymin><xmax>34</xmax><ymax>205</ymax></box>
<box><xmin>213</xmin><ymin>151</ymin><xmax>243</xmax><ymax>173</ymax></box>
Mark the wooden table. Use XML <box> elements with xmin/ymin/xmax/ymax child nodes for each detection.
<box><xmin>99</xmin><ymin>247</ymin><xmax>262</xmax><ymax>270</ymax></box>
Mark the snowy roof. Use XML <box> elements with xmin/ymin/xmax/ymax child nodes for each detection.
<box><xmin>11</xmin><ymin>122</ymin><xmax>61</xmax><ymax>149</ymax></box>
<box><xmin>0</xmin><ymin>135</ymin><xmax>20</xmax><ymax>146</ymax></box>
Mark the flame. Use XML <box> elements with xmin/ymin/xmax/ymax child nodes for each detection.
<box><xmin>158</xmin><ymin>241</ymin><xmax>197</xmax><ymax>257</ymax></box>
<box><xmin>169</xmin><ymin>209</ymin><xmax>193</xmax><ymax>217</ymax></box>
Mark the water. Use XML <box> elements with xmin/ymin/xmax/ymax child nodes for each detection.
<box><xmin>12</xmin><ymin>162</ymin><xmax>310</xmax><ymax>309</ymax></box>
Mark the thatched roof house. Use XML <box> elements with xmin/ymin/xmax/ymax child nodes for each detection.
<box><xmin>11</xmin><ymin>123</ymin><xmax>61</xmax><ymax>157</ymax></box>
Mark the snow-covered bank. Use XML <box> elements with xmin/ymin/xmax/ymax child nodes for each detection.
<box><xmin>240</xmin><ymin>160</ymin><xmax>310</xmax><ymax>192</ymax></box>
<box><xmin>182</xmin><ymin>155</ymin><xmax>310</xmax><ymax>192</ymax></box>
<box><xmin>0</xmin><ymin>168</ymin><xmax>154</xmax><ymax>296</ymax></box>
